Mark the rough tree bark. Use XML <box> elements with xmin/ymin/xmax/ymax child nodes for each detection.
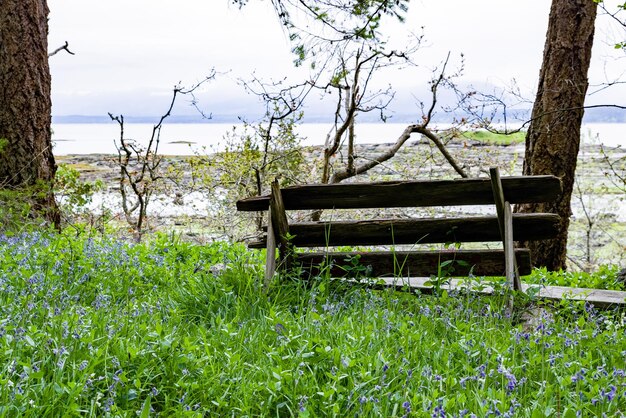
<box><xmin>518</xmin><ymin>0</ymin><xmax>597</xmax><ymax>270</ymax></box>
<box><xmin>0</xmin><ymin>0</ymin><xmax>59</xmax><ymax>226</ymax></box>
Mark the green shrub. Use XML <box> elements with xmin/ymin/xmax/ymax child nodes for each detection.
<box><xmin>527</xmin><ymin>265</ymin><xmax>623</xmax><ymax>290</ymax></box>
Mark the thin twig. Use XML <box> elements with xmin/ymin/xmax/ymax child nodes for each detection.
<box><xmin>48</xmin><ymin>41</ymin><xmax>75</xmax><ymax>57</ymax></box>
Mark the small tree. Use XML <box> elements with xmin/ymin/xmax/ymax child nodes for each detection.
<box><xmin>320</xmin><ymin>51</ymin><xmax>468</xmax><ymax>187</ymax></box>
<box><xmin>190</xmin><ymin>95</ymin><xmax>308</xmax><ymax>236</ymax></box>
<box><xmin>109</xmin><ymin>76</ymin><xmax>215</xmax><ymax>240</ymax></box>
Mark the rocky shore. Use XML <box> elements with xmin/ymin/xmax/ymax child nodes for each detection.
<box><xmin>56</xmin><ymin>140</ymin><xmax>626</xmax><ymax>267</ymax></box>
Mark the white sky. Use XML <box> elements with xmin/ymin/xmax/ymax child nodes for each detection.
<box><xmin>48</xmin><ymin>0</ymin><xmax>625</xmax><ymax>118</ymax></box>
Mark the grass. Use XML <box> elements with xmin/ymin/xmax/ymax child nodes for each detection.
<box><xmin>454</xmin><ymin>130</ymin><xmax>526</xmax><ymax>145</ymax></box>
<box><xmin>1</xmin><ymin>231</ymin><xmax>625</xmax><ymax>416</ymax></box>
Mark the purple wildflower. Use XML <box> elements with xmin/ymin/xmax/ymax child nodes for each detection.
<box><xmin>477</xmin><ymin>363</ymin><xmax>487</xmax><ymax>378</ymax></box>
<box><xmin>299</xmin><ymin>395</ymin><xmax>308</xmax><ymax>412</ymax></box>
<box><xmin>602</xmin><ymin>385</ymin><xmax>617</xmax><ymax>402</ymax></box>
<box><xmin>432</xmin><ymin>402</ymin><xmax>446</xmax><ymax>417</ymax></box>
<box><xmin>402</xmin><ymin>400</ymin><xmax>411</xmax><ymax>413</ymax></box>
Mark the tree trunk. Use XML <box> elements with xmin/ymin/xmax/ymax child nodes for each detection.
<box><xmin>518</xmin><ymin>0</ymin><xmax>597</xmax><ymax>270</ymax></box>
<box><xmin>0</xmin><ymin>0</ymin><xmax>59</xmax><ymax>227</ymax></box>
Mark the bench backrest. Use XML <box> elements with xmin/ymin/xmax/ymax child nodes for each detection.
<box><xmin>236</xmin><ymin>176</ymin><xmax>562</xmax><ymax>211</ymax></box>
<box><xmin>237</xmin><ymin>172</ymin><xmax>562</xmax><ymax>287</ymax></box>
<box><xmin>238</xmin><ymin>175</ymin><xmax>562</xmax><ymax>248</ymax></box>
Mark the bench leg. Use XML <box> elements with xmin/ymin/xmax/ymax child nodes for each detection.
<box><xmin>504</xmin><ymin>202</ymin><xmax>522</xmax><ymax>291</ymax></box>
<box><xmin>264</xmin><ymin>210</ymin><xmax>277</xmax><ymax>290</ymax></box>
<box><xmin>490</xmin><ymin>167</ymin><xmax>522</xmax><ymax>292</ymax></box>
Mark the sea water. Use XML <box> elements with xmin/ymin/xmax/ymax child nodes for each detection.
<box><xmin>51</xmin><ymin>122</ymin><xmax>625</xmax><ymax>156</ymax></box>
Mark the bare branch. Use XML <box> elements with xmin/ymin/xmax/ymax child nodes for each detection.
<box><xmin>331</xmin><ymin>123</ymin><xmax>417</xmax><ymax>183</ymax></box>
<box><xmin>599</xmin><ymin>2</ymin><xmax>626</xmax><ymax>29</ymax></box>
<box><xmin>415</xmin><ymin>126</ymin><xmax>469</xmax><ymax>178</ymax></box>
<box><xmin>48</xmin><ymin>41</ymin><xmax>75</xmax><ymax>57</ymax></box>
<box><xmin>108</xmin><ymin>71</ymin><xmax>217</xmax><ymax>239</ymax></box>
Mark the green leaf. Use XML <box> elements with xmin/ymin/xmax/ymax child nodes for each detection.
<box><xmin>140</xmin><ymin>396</ymin><xmax>151</xmax><ymax>418</ymax></box>
<box><xmin>531</xmin><ymin>407</ymin><xmax>544</xmax><ymax>418</ymax></box>
<box><xmin>23</xmin><ymin>335</ymin><xmax>35</xmax><ymax>347</ymax></box>
<box><xmin>562</xmin><ymin>408</ymin><xmax>577</xmax><ymax>418</ymax></box>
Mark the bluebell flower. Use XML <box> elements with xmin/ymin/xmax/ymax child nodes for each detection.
<box><xmin>602</xmin><ymin>385</ymin><xmax>617</xmax><ymax>402</ymax></box>
<box><xmin>402</xmin><ymin>400</ymin><xmax>411</xmax><ymax>413</ymax></box>
<box><xmin>432</xmin><ymin>404</ymin><xmax>446</xmax><ymax>417</ymax></box>
<box><xmin>477</xmin><ymin>363</ymin><xmax>487</xmax><ymax>378</ymax></box>
<box><xmin>506</xmin><ymin>374</ymin><xmax>517</xmax><ymax>393</ymax></box>
<box><xmin>571</xmin><ymin>368</ymin><xmax>587</xmax><ymax>383</ymax></box>
<box><xmin>299</xmin><ymin>395</ymin><xmax>308</xmax><ymax>412</ymax></box>
<box><xmin>103</xmin><ymin>396</ymin><xmax>114</xmax><ymax>412</ymax></box>
<box><xmin>111</xmin><ymin>356</ymin><xmax>120</xmax><ymax>368</ymax></box>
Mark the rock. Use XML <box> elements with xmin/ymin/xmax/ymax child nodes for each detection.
<box><xmin>209</xmin><ymin>263</ymin><xmax>227</xmax><ymax>276</ymax></box>
<box><xmin>519</xmin><ymin>306</ymin><xmax>553</xmax><ymax>333</ymax></box>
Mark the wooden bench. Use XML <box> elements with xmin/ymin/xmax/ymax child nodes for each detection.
<box><xmin>236</xmin><ymin>168</ymin><xmax>562</xmax><ymax>290</ymax></box>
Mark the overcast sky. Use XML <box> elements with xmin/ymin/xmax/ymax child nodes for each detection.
<box><xmin>48</xmin><ymin>0</ymin><xmax>625</xmax><ymax>119</ymax></box>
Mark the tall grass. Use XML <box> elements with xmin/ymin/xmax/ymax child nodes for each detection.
<box><xmin>0</xmin><ymin>231</ymin><xmax>624</xmax><ymax>416</ymax></box>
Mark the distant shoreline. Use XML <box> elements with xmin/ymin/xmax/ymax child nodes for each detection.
<box><xmin>51</xmin><ymin>122</ymin><xmax>626</xmax><ymax>155</ymax></box>
<box><xmin>52</xmin><ymin>113</ymin><xmax>626</xmax><ymax>125</ymax></box>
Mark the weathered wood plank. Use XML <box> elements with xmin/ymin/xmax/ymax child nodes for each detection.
<box><xmin>264</xmin><ymin>210</ymin><xmax>277</xmax><ymax>289</ymax></box>
<box><xmin>489</xmin><ymin>167</ymin><xmax>521</xmax><ymax>291</ymax></box>
<box><xmin>504</xmin><ymin>203</ymin><xmax>522</xmax><ymax>290</ymax></box>
<box><xmin>236</xmin><ymin>176</ymin><xmax>562</xmax><ymax>212</ymax></box>
<box><xmin>294</xmin><ymin>249</ymin><xmax>532</xmax><ymax>278</ymax></box>
<box><xmin>528</xmin><ymin>284</ymin><xmax>626</xmax><ymax>308</ymax></box>
<box><xmin>269</xmin><ymin>180</ymin><xmax>292</xmax><ymax>271</ymax></box>
<box><xmin>489</xmin><ymin>168</ymin><xmax>507</xmax><ymax>240</ymax></box>
<box><xmin>248</xmin><ymin>214</ymin><xmax>560</xmax><ymax>248</ymax></box>
<box><xmin>373</xmin><ymin>277</ymin><xmax>626</xmax><ymax>308</ymax></box>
